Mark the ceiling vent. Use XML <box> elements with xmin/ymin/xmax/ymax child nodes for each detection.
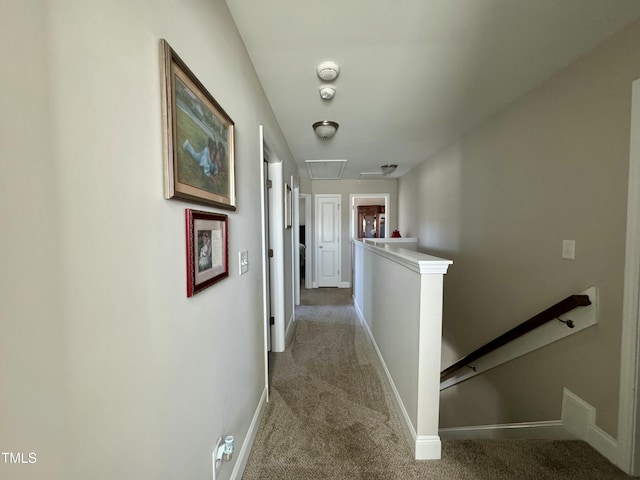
<box><xmin>306</xmin><ymin>159</ymin><xmax>347</xmax><ymax>179</ymax></box>
<box><xmin>357</xmin><ymin>172</ymin><xmax>385</xmax><ymax>180</ymax></box>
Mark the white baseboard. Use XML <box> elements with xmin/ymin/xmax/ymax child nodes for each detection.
<box><xmin>311</xmin><ymin>282</ymin><xmax>351</xmax><ymax>288</ymax></box>
<box><xmin>354</xmin><ymin>297</ymin><xmax>441</xmax><ymax>460</ymax></box>
<box><xmin>230</xmin><ymin>387</ymin><xmax>268</xmax><ymax>480</ymax></box>
<box><xmin>285</xmin><ymin>313</ymin><xmax>295</xmax><ymax>344</ymax></box>
<box><xmin>562</xmin><ymin>387</ymin><xmax>596</xmax><ymax>439</ymax></box>
<box><xmin>562</xmin><ymin>387</ymin><xmax>619</xmax><ymax>466</ymax></box>
<box><xmin>588</xmin><ymin>424</ymin><xmax>618</xmax><ymax>466</ymax></box>
<box><xmin>439</xmin><ymin>388</ymin><xmax>619</xmax><ymax>467</ymax></box>
<box><xmin>415</xmin><ymin>435</ymin><xmax>442</xmax><ymax>459</ymax></box>
<box><xmin>440</xmin><ymin>420</ymin><xmax>570</xmax><ymax>440</ymax></box>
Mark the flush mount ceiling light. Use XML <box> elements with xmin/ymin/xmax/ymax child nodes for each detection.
<box><xmin>380</xmin><ymin>164</ymin><xmax>398</xmax><ymax>175</ymax></box>
<box><xmin>317</xmin><ymin>61</ymin><xmax>340</xmax><ymax>81</ymax></box>
<box><xmin>319</xmin><ymin>85</ymin><xmax>336</xmax><ymax>100</ymax></box>
<box><xmin>313</xmin><ymin>120</ymin><xmax>339</xmax><ymax>139</ymax></box>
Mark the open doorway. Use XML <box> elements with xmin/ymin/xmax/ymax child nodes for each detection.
<box><xmin>349</xmin><ymin>194</ymin><xmax>390</xmax><ymax>240</ymax></box>
<box><xmin>296</xmin><ymin>194</ymin><xmax>312</xmax><ymax>300</ymax></box>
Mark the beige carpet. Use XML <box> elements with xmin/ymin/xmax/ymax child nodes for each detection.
<box><xmin>243</xmin><ymin>288</ymin><xmax>633</xmax><ymax>479</ymax></box>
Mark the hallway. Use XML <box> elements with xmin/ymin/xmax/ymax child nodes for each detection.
<box><xmin>242</xmin><ymin>289</ymin><xmax>631</xmax><ymax>479</ymax></box>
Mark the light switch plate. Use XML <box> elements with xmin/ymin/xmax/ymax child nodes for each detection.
<box><xmin>239</xmin><ymin>250</ymin><xmax>249</xmax><ymax>274</ymax></box>
<box><xmin>562</xmin><ymin>240</ymin><xmax>576</xmax><ymax>260</ymax></box>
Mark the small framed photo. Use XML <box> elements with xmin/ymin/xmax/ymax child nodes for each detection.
<box><xmin>161</xmin><ymin>39</ymin><xmax>236</xmax><ymax>210</ymax></box>
<box><xmin>185</xmin><ymin>209</ymin><xmax>228</xmax><ymax>297</ymax></box>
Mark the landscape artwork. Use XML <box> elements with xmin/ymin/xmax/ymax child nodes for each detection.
<box><xmin>161</xmin><ymin>39</ymin><xmax>236</xmax><ymax>210</ymax></box>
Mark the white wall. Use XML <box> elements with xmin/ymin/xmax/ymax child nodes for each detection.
<box><xmin>0</xmin><ymin>0</ymin><xmax>296</xmax><ymax>478</ymax></box>
<box><xmin>399</xmin><ymin>17</ymin><xmax>640</xmax><ymax>438</ymax></box>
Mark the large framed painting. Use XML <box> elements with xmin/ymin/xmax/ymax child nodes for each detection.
<box><xmin>161</xmin><ymin>39</ymin><xmax>236</xmax><ymax>210</ymax></box>
<box><xmin>185</xmin><ymin>209</ymin><xmax>229</xmax><ymax>297</ymax></box>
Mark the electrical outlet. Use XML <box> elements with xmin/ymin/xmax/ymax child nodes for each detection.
<box><xmin>562</xmin><ymin>240</ymin><xmax>576</xmax><ymax>260</ymax></box>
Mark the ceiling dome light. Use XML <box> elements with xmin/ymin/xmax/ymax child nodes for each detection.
<box><xmin>313</xmin><ymin>120</ymin><xmax>339</xmax><ymax>139</ymax></box>
<box><xmin>317</xmin><ymin>61</ymin><xmax>340</xmax><ymax>81</ymax></box>
<box><xmin>319</xmin><ymin>85</ymin><xmax>336</xmax><ymax>100</ymax></box>
<box><xmin>380</xmin><ymin>164</ymin><xmax>397</xmax><ymax>175</ymax></box>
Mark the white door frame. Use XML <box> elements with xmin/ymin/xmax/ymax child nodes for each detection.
<box><xmin>259</xmin><ymin>126</ymin><xmax>286</xmax><ymax>355</ymax></box>
<box><xmin>314</xmin><ymin>194</ymin><xmax>341</xmax><ymax>288</ymax></box>
<box><xmin>268</xmin><ymin>161</ymin><xmax>286</xmax><ymax>352</ymax></box>
<box><xmin>349</xmin><ymin>193</ymin><xmax>391</xmax><ymax>240</ymax></box>
<box><xmin>293</xmin><ymin>182</ymin><xmax>300</xmax><ymax>305</ymax></box>
<box><xmin>259</xmin><ymin>126</ymin><xmax>271</xmax><ymax>395</ymax></box>
<box><xmin>618</xmin><ymin>77</ymin><xmax>640</xmax><ymax>476</ymax></box>
<box><xmin>299</xmin><ymin>193</ymin><xmax>312</xmax><ymax>290</ymax></box>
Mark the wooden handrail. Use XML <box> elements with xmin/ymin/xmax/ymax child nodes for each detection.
<box><xmin>440</xmin><ymin>294</ymin><xmax>591</xmax><ymax>382</ymax></box>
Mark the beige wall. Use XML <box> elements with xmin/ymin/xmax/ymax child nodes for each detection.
<box><xmin>0</xmin><ymin>0</ymin><xmax>296</xmax><ymax>478</ymax></box>
<box><xmin>399</xmin><ymin>18</ymin><xmax>640</xmax><ymax>437</ymax></box>
<box><xmin>303</xmin><ymin>179</ymin><xmax>398</xmax><ymax>285</ymax></box>
<box><xmin>0</xmin><ymin>2</ymin><xmax>67</xmax><ymax>477</ymax></box>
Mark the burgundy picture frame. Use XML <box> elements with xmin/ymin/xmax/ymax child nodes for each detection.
<box><xmin>185</xmin><ymin>209</ymin><xmax>229</xmax><ymax>297</ymax></box>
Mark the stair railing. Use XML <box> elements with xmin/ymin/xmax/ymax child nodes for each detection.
<box><xmin>440</xmin><ymin>294</ymin><xmax>592</xmax><ymax>382</ymax></box>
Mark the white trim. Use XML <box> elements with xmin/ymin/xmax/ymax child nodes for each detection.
<box><xmin>349</xmin><ymin>193</ymin><xmax>391</xmax><ymax>240</ymax></box>
<box><xmin>358</xmin><ymin>239</ymin><xmax>452</xmax><ymax>275</ymax></box>
<box><xmin>439</xmin><ymin>421</ymin><xmax>570</xmax><ymax>440</ymax></box>
<box><xmin>268</xmin><ymin>162</ymin><xmax>286</xmax><ymax>352</ymax></box>
<box><xmin>339</xmin><ymin>281</ymin><xmax>351</xmax><ymax>288</ymax></box>
<box><xmin>588</xmin><ymin>425</ymin><xmax>619</xmax><ymax>467</ymax></box>
<box><xmin>259</xmin><ymin>126</ymin><xmax>270</xmax><ymax>399</ymax></box>
<box><xmin>438</xmin><ymin>388</ymin><xmax>619</xmax><ymax>467</ymax></box>
<box><xmin>562</xmin><ymin>387</ymin><xmax>596</xmax><ymax>440</ymax></box>
<box><xmin>562</xmin><ymin>388</ymin><xmax>619</xmax><ymax>466</ymax></box>
<box><xmin>285</xmin><ymin>312</ymin><xmax>295</xmax><ymax>345</ymax></box>
<box><xmin>300</xmin><ymin>193</ymin><xmax>313</xmax><ymax>289</ymax></box>
<box><xmin>230</xmin><ymin>387</ymin><xmax>268</xmax><ymax>480</ymax></box>
<box><xmin>619</xmin><ymin>76</ymin><xmax>640</xmax><ymax>476</ymax></box>
<box><xmin>441</xmin><ymin>287</ymin><xmax>598</xmax><ymax>390</ymax></box>
<box><xmin>415</xmin><ymin>435</ymin><xmax>441</xmax><ymax>459</ymax></box>
<box><xmin>293</xmin><ymin>185</ymin><xmax>300</xmax><ymax>305</ymax></box>
<box><xmin>354</xmin><ymin>297</ymin><xmax>441</xmax><ymax>460</ymax></box>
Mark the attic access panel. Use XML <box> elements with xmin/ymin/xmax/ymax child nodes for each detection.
<box><xmin>305</xmin><ymin>159</ymin><xmax>347</xmax><ymax>180</ymax></box>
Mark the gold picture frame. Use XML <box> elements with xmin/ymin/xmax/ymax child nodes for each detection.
<box><xmin>160</xmin><ymin>39</ymin><xmax>236</xmax><ymax>210</ymax></box>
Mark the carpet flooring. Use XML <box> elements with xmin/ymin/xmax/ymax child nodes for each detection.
<box><xmin>242</xmin><ymin>288</ymin><xmax>633</xmax><ymax>479</ymax></box>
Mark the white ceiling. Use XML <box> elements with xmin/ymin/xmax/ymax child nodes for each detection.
<box><xmin>225</xmin><ymin>0</ymin><xmax>640</xmax><ymax>179</ymax></box>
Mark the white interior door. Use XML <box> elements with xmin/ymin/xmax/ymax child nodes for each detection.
<box><xmin>315</xmin><ymin>194</ymin><xmax>341</xmax><ymax>287</ymax></box>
